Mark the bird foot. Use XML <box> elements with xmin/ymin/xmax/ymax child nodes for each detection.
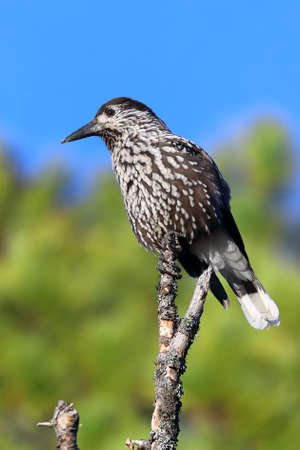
<box><xmin>162</xmin><ymin>231</ymin><xmax>183</xmax><ymax>256</ymax></box>
<box><xmin>156</xmin><ymin>260</ymin><xmax>182</xmax><ymax>279</ymax></box>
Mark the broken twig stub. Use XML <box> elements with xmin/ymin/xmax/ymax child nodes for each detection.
<box><xmin>37</xmin><ymin>400</ymin><xmax>79</xmax><ymax>450</ymax></box>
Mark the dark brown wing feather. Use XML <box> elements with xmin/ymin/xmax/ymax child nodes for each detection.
<box><xmin>158</xmin><ymin>137</ymin><xmax>231</xmax><ymax>239</ymax></box>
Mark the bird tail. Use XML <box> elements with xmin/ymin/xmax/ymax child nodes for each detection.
<box><xmin>228</xmin><ymin>277</ymin><xmax>280</xmax><ymax>330</ymax></box>
<box><xmin>214</xmin><ymin>238</ymin><xmax>280</xmax><ymax>330</ymax></box>
<box><xmin>192</xmin><ymin>232</ymin><xmax>280</xmax><ymax>330</ymax></box>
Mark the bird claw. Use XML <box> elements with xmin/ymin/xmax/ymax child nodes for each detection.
<box><xmin>162</xmin><ymin>232</ymin><xmax>183</xmax><ymax>256</ymax></box>
<box><xmin>156</xmin><ymin>260</ymin><xmax>182</xmax><ymax>279</ymax></box>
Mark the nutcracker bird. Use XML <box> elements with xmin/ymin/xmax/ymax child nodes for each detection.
<box><xmin>62</xmin><ymin>97</ymin><xmax>280</xmax><ymax>330</ymax></box>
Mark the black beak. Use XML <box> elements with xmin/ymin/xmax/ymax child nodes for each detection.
<box><xmin>61</xmin><ymin>119</ymin><xmax>100</xmax><ymax>144</ymax></box>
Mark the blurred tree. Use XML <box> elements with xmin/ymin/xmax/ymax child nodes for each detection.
<box><xmin>0</xmin><ymin>120</ymin><xmax>299</xmax><ymax>450</ymax></box>
<box><xmin>216</xmin><ymin>119</ymin><xmax>295</xmax><ymax>246</ymax></box>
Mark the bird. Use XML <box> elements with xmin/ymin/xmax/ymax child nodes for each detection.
<box><xmin>62</xmin><ymin>97</ymin><xmax>280</xmax><ymax>330</ymax></box>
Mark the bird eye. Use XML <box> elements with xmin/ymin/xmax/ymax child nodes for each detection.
<box><xmin>105</xmin><ymin>107</ymin><xmax>115</xmax><ymax>117</ymax></box>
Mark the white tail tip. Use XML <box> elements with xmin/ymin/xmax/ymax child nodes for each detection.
<box><xmin>239</xmin><ymin>289</ymin><xmax>280</xmax><ymax>330</ymax></box>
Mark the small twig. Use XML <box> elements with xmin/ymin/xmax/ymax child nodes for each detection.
<box><xmin>127</xmin><ymin>234</ymin><xmax>212</xmax><ymax>449</ymax></box>
<box><xmin>170</xmin><ymin>266</ymin><xmax>213</xmax><ymax>361</ymax></box>
<box><xmin>37</xmin><ymin>400</ymin><xmax>79</xmax><ymax>450</ymax></box>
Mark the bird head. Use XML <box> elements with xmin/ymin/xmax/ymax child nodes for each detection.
<box><xmin>61</xmin><ymin>97</ymin><xmax>168</xmax><ymax>148</ymax></box>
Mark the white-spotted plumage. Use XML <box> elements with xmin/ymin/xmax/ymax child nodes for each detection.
<box><xmin>62</xmin><ymin>97</ymin><xmax>280</xmax><ymax>330</ymax></box>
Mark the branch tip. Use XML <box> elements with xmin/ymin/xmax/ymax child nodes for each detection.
<box><xmin>37</xmin><ymin>400</ymin><xmax>79</xmax><ymax>449</ymax></box>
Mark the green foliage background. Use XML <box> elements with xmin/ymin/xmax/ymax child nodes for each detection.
<box><xmin>0</xmin><ymin>119</ymin><xmax>299</xmax><ymax>449</ymax></box>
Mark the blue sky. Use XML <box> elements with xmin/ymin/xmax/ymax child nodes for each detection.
<box><xmin>1</xmin><ymin>1</ymin><xmax>299</xmax><ymax>198</ymax></box>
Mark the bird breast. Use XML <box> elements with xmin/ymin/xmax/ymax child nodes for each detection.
<box><xmin>110</xmin><ymin>139</ymin><xmax>220</xmax><ymax>253</ymax></box>
<box><xmin>112</xmin><ymin>147</ymin><xmax>172</xmax><ymax>251</ymax></box>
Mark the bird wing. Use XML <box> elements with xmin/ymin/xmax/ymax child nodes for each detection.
<box><xmin>156</xmin><ymin>135</ymin><xmax>232</xmax><ymax>239</ymax></box>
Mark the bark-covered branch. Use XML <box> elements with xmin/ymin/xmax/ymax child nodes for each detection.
<box><xmin>37</xmin><ymin>400</ymin><xmax>80</xmax><ymax>449</ymax></box>
<box><xmin>127</xmin><ymin>240</ymin><xmax>212</xmax><ymax>449</ymax></box>
<box><xmin>36</xmin><ymin>243</ymin><xmax>211</xmax><ymax>450</ymax></box>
